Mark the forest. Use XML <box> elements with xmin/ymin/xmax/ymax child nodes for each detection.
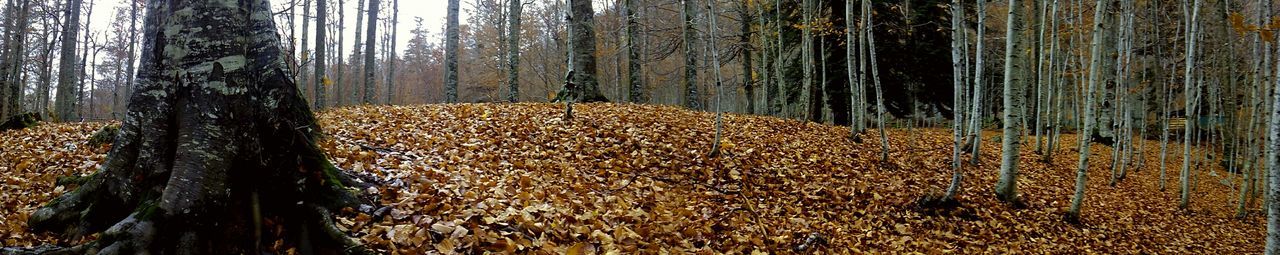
<box><xmin>0</xmin><ymin>0</ymin><xmax>1276</xmax><ymax>253</ymax></box>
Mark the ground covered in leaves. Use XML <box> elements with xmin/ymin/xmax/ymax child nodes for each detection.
<box><xmin>0</xmin><ymin>103</ymin><xmax>1265</xmax><ymax>253</ymax></box>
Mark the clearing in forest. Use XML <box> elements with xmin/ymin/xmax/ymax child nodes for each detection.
<box><xmin>0</xmin><ymin>103</ymin><xmax>1263</xmax><ymax>253</ymax></box>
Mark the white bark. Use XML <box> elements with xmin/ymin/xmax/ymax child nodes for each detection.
<box><xmin>994</xmin><ymin>0</ymin><xmax>1024</xmax><ymax>202</ymax></box>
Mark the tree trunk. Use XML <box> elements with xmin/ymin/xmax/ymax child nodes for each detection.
<box><xmin>506</xmin><ymin>0</ymin><xmax>522</xmax><ymax>102</ymax></box>
<box><xmin>942</xmin><ymin>0</ymin><xmax>965</xmax><ymax>201</ymax></box>
<box><xmin>708</xmin><ymin>0</ymin><xmax>725</xmax><ymax>157</ymax></box>
<box><xmin>967</xmin><ymin>0</ymin><xmax>986</xmax><ymax>164</ymax></box>
<box><xmin>314</xmin><ymin>0</ymin><xmax>327</xmax><ymax>109</ymax></box>
<box><xmin>562</xmin><ymin>0</ymin><xmax>607</xmax><ymax>102</ymax></box>
<box><xmin>123</xmin><ymin>0</ymin><xmax>139</xmax><ymax>117</ymax></box>
<box><xmin>1069</xmin><ymin>0</ymin><xmax>1107</xmax><ymax>218</ymax></box>
<box><xmin>54</xmin><ymin>0</ymin><xmax>83</xmax><ymax>122</ymax></box>
<box><xmin>739</xmin><ymin>1</ymin><xmax>753</xmax><ymax>114</ymax></box>
<box><xmin>1180</xmin><ymin>0</ymin><xmax>1201</xmax><ymax>210</ymax></box>
<box><xmin>335</xmin><ymin>0</ymin><xmax>345</xmax><ymax>106</ymax></box>
<box><xmin>444</xmin><ymin>0</ymin><xmax>458</xmax><ymax>103</ymax></box>
<box><xmin>682</xmin><ymin>0</ymin><xmax>700</xmax><ymax>109</ymax></box>
<box><xmin>994</xmin><ymin>0</ymin><xmax>1025</xmax><ymax>203</ymax></box>
<box><xmin>626</xmin><ymin>0</ymin><xmax>642</xmax><ymax>103</ymax></box>
<box><xmin>300</xmin><ymin>0</ymin><xmax>311</xmax><ymax>98</ymax></box>
<box><xmin>386</xmin><ymin>0</ymin><xmax>398</xmax><ymax>104</ymax></box>
<box><xmin>26</xmin><ymin>0</ymin><xmax>373</xmax><ymax>253</ymax></box>
<box><xmin>363</xmin><ymin>0</ymin><xmax>378</xmax><ymax>104</ymax></box>
<box><xmin>1266</xmin><ymin>17</ymin><xmax>1280</xmax><ymax>253</ymax></box>
<box><xmin>864</xmin><ymin>0</ymin><xmax>888</xmax><ymax>162</ymax></box>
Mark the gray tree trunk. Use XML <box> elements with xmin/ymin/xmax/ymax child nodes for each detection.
<box><xmin>506</xmin><ymin>0</ymin><xmax>522</xmax><ymax>102</ymax></box>
<box><xmin>300</xmin><ymin>0</ymin><xmax>311</xmax><ymax>96</ymax></box>
<box><xmin>1180</xmin><ymin>0</ymin><xmax>1201</xmax><ymax>209</ymax></box>
<box><xmin>943</xmin><ymin>0</ymin><xmax>965</xmax><ymax>200</ymax></box>
<box><xmin>335</xmin><ymin>0</ymin><xmax>345</xmax><ymax>106</ymax></box>
<box><xmin>708</xmin><ymin>0</ymin><xmax>724</xmax><ymax>157</ymax></box>
<box><xmin>54</xmin><ymin>0</ymin><xmax>83</xmax><ymax>122</ymax></box>
<box><xmin>444</xmin><ymin>0</ymin><xmax>458</xmax><ymax>103</ymax></box>
<box><xmin>626</xmin><ymin>0</ymin><xmax>643</xmax><ymax>103</ymax></box>
<box><xmin>968</xmin><ymin>0</ymin><xmax>986</xmax><ymax>164</ymax></box>
<box><xmin>682</xmin><ymin>0</ymin><xmax>700</xmax><ymax>109</ymax></box>
<box><xmin>739</xmin><ymin>2</ymin><xmax>753</xmax><ymax>114</ymax></box>
<box><xmin>864</xmin><ymin>0</ymin><xmax>889</xmax><ymax>162</ymax></box>
<box><xmin>314</xmin><ymin>0</ymin><xmax>327</xmax><ymax>109</ymax></box>
<box><xmin>26</xmin><ymin>0</ymin><xmax>372</xmax><ymax>253</ymax></box>
<box><xmin>564</xmin><ymin>0</ymin><xmax>606</xmax><ymax>102</ymax></box>
<box><xmin>1266</xmin><ymin>18</ymin><xmax>1280</xmax><ymax>253</ymax></box>
<box><xmin>994</xmin><ymin>0</ymin><xmax>1025</xmax><ymax>203</ymax></box>
<box><xmin>123</xmin><ymin>0</ymin><xmax>138</xmax><ymax>117</ymax></box>
<box><xmin>362</xmin><ymin>0</ymin><xmax>378</xmax><ymax>104</ymax></box>
<box><xmin>1068</xmin><ymin>0</ymin><xmax>1109</xmax><ymax>220</ymax></box>
<box><xmin>846</xmin><ymin>0</ymin><xmax>860</xmax><ymax>135</ymax></box>
<box><xmin>385</xmin><ymin>0</ymin><xmax>398</xmax><ymax>104</ymax></box>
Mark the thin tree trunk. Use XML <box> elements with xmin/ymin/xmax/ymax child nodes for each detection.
<box><xmin>943</xmin><ymin>0</ymin><xmax>965</xmax><ymax>200</ymax></box>
<box><xmin>1068</xmin><ymin>0</ymin><xmax>1109</xmax><ymax>220</ymax></box>
<box><xmin>864</xmin><ymin>0</ymin><xmax>888</xmax><ymax>162</ymax></box>
<box><xmin>1180</xmin><ymin>0</ymin><xmax>1202</xmax><ymax>210</ymax></box>
<box><xmin>709</xmin><ymin>0</ymin><xmax>725</xmax><ymax>157</ymax></box>
<box><xmin>968</xmin><ymin>0</ymin><xmax>986</xmax><ymax>164</ymax></box>
<box><xmin>739</xmin><ymin>1</ymin><xmax>753</xmax><ymax>114</ymax></box>
<box><xmin>386</xmin><ymin>0</ymin><xmax>398</xmax><ymax>104</ymax></box>
<box><xmin>335</xmin><ymin>0</ymin><xmax>344</xmax><ymax>106</ymax></box>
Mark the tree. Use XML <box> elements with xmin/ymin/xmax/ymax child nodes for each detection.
<box><xmin>682</xmin><ymin>0</ymin><xmax>700</xmax><ymax>109</ymax></box>
<box><xmin>444</xmin><ymin>0</ymin><xmax>459</xmax><ymax>103</ymax></box>
<box><xmin>708</xmin><ymin>0</ymin><xmax>724</xmax><ymax>157</ymax></box>
<box><xmin>1067</xmin><ymin>0</ymin><xmax>1109</xmax><ymax>221</ymax></box>
<box><xmin>626</xmin><ymin>0</ymin><xmax>642</xmax><ymax>103</ymax></box>
<box><xmin>1180</xmin><ymin>0</ymin><xmax>1201</xmax><ymax>210</ymax></box>
<box><xmin>26</xmin><ymin>0</ymin><xmax>371</xmax><ymax>252</ymax></box>
<box><xmin>363</xmin><ymin>0</ymin><xmax>378</xmax><ymax>104</ymax></box>
<box><xmin>994</xmin><ymin>0</ymin><xmax>1025</xmax><ymax>203</ymax></box>
<box><xmin>386</xmin><ymin>0</ymin><xmax>398</xmax><ymax>104</ymax></box>
<box><xmin>335</xmin><ymin>0</ymin><xmax>345</xmax><ymax>106</ymax></box>
<box><xmin>314</xmin><ymin>0</ymin><xmax>326</xmax><ymax>109</ymax></box>
<box><xmin>864</xmin><ymin>0</ymin><xmax>888</xmax><ymax>162</ymax></box>
<box><xmin>564</xmin><ymin>0</ymin><xmax>606</xmax><ymax>102</ymax></box>
<box><xmin>967</xmin><ymin>0</ymin><xmax>986</xmax><ymax>164</ymax></box>
<box><xmin>54</xmin><ymin>0</ymin><xmax>83</xmax><ymax>122</ymax></box>
<box><xmin>1267</xmin><ymin>17</ymin><xmax>1280</xmax><ymax>253</ymax></box>
<box><xmin>942</xmin><ymin>0</ymin><xmax>965</xmax><ymax>201</ymax></box>
<box><xmin>505</xmin><ymin>0</ymin><xmax>522</xmax><ymax>102</ymax></box>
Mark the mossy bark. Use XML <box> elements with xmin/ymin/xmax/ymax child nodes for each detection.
<box><xmin>23</xmin><ymin>0</ymin><xmax>375</xmax><ymax>253</ymax></box>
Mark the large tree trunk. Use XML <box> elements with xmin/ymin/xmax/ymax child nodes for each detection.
<box><xmin>444</xmin><ymin>0</ymin><xmax>459</xmax><ymax>103</ymax></box>
<box><xmin>994</xmin><ymin>0</ymin><xmax>1025</xmax><ymax>203</ymax></box>
<box><xmin>54</xmin><ymin>0</ymin><xmax>83</xmax><ymax>122</ymax></box>
<box><xmin>26</xmin><ymin>0</ymin><xmax>373</xmax><ymax>253</ymax></box>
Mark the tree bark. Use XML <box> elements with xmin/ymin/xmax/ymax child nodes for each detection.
<box><xmin>314</xmin><ymin>0</ymin><xmax>326</xmax><ymax>109</ymax></box>
<box><xmin>1266</xmin><ymin>16</ymin><xmax>1280</xmax><ymax>253</ymax></box>
<box><xmin>444</xmin><ymin>0</ymin><xmax>459</xmax><ymax>103</ymax></box>
<box><xmin>1067</xmin><ymin>0</ymin><xmax>1109</xmax><ymax>220</ymax></box>
<box><xmin>386</xmin><ymin>0</ymin><xmax>398</xmax><ymax>104</ymax></box>
<box><xmin>362</xmin><ymin>0</ymin><xmax>378</xmax><ymax>104</ymax></box>
<box><xmin>626</xmin><ymin>0</ymin><xmax>643</xmax><ymax>103</ymax></box>
<box><xmin>864</xmin><ymin>0</ymin><xmax>888</xmax><ymax>162</ymax></box>
<box><xmin>26</xmin><ymin>0</ymin><xmax>373</xmax><ymax>253</ymax></box>
<box><xmin>967</xmin><ymin>0</ymin><xmax>985</xmax><ymax>164</ymax></box>
<box><xmin>505</xmin><ymin>0</ymin><xmax>522</xmax><ymax>102</ymax></box>
<box><xmin>942</xmin><ymin>0</ymin><xmax>965</xmax><ymax>201</ymax></box>
<box><xmin>994</xmin><ymin>0</ymin><xmax>1025</xmax><ymax>203</ymax></box>
<box><xmin>682</xmin><ymin>0</ymin><xmax>700</xmax><ymax>109</ymax></box>
<box><xmin>54</xmin><ymin>0</ymin><xmax>83</xmax><ymax>122</ymax></box>
<box><xmin>1180</xmin><ymin>0</ymin><xmax>1201</xmax><ymax>210</ymax></box>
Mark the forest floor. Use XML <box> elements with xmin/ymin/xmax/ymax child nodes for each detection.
<box><xmin>0</xmin><ymin>103</ymin><xmax>1265</xmax><ymax>254</ymax></box>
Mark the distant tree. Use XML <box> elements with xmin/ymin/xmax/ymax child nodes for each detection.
<box><xmin>386</xmin><ymin>0</ymin><xmax>398</xmax><ymax>104</ymax></box>
<box><xmin>626</xmin><ymin>0</ymin><xmax>642</xmax><ymax>103</ymax></box>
